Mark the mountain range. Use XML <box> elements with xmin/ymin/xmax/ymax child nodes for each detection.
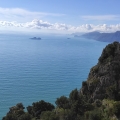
<box><xmin>75</xmin><ymin>31</ymin><xmax>120</xmax><ymax>42</ymax></box>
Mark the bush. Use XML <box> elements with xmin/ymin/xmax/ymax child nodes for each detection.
<box><xmin>40</xmin><ymin>111</ymin><xmax>59</xmax><ymax>120</ymax></box>
<box><xmin>55</xmin><ymin>96</ymin><xmax>70</xmax><ymax>109</ymax></box>
<box><xmin>89</xmin><ymin>109</ymin><xmax>102</xmax><ymax>120</ymax></box>
<box><xmin>28</xmin><ymin>100</ymin><xmax>55</xmax><ymax>117</ymax></box>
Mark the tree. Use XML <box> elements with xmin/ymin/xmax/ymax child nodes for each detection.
<box><xmin>27</xmin><ymin>100</ymin><xmax>55</xmax><ymax>118</ymax></box>
<box><xmin>55</xmin><ymin>96</ymin><xmax>70</xmax><ymax>109</ymax></box>
<box><xmin>69</xmin><ymin>89</ymin><xmax>79</xmax><ymax>104</ymax></box>
<box><xmin>2</xmin><ymin>103</ymin><xmax>31</xmax><ymax>120</ymax></box>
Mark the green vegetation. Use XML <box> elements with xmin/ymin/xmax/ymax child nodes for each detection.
<box><xmin>99</xmin><ymin>41</ymin><xmax>117</xmax><ymax>64</ymax></box>
<box><xmin>3</xmin><ymin>91</ymin><xmax>120</xmax><ymax>120</ymax></box>
<box><xmin>2</xmin><ymin>41</ymin><xmax>120</xmax><ymax>120</ymax></box>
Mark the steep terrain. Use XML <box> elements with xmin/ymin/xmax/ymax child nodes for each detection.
<box><xmin>81</xmin><ymin>41</ymin><xmax>120</xmax><ymax>102</ymax></box>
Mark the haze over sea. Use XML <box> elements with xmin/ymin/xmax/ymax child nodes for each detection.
<box><xmin>0</xmin><ymin>34</ymin><xmax>108</xmax><ymax>119</ymax></box>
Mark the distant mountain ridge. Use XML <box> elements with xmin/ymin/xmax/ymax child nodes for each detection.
<box><xmin>77</xmin><ymin>31</ymin><xmax>120</xmax><ymax>42</ymax></box>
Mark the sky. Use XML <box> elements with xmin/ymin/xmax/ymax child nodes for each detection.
<box><xmin>0</xmin><ymin>0</ymin><xmax>120</xmax><ymax>34</ymax></box>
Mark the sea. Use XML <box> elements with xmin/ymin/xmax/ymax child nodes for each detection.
<box><xmin>0</xmin><ymin>33</ymin><xmax>108</xmax><ymax>119</ymax></box>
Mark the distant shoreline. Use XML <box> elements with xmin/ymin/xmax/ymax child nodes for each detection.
<box><xmin>74</xmin><ymin>31</ymin><xmax>120</xmax><ymax>42</ymax></box>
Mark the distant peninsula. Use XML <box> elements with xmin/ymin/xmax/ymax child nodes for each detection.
<box><xmin>75</xmin><ymin>31</ymin><xmax>120</xmax><ymax>42</ymax></box>
<box><xmin>30</xmin><ymin>37</ymin><xmax>41</xmax><ymax>40</ymax></box>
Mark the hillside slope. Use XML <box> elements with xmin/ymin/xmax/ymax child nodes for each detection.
<box><xmin>80</xmin><ymin>41</ymin><xmax>120</xmax><ymax>102</ymax></box>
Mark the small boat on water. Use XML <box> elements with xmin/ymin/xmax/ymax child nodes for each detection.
<box><xmin>30</xmin><ymin>37</ymin><xmax>41</xmax><ymax>40</ymax></box>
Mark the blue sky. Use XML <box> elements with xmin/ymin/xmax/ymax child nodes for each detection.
<box><xmin>0</xmin><ymin>0</ymin><xmax>120</xmax><ymax>33</ymax></box>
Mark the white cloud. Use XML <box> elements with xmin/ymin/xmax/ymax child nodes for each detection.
<box><xmin>23</xmin><ymin>19</ymin><xmax>71</xmax><ymax>31</ymax></box>
<box><xmin>24</xmin><ymin>19</ymin><xmax>52</xmax><ymax>29</ymax></box>
<box><xmin>0</xmin><ymin>19</ymin><xmax>120</xmax><ymax>33</ymax></box>
<box><xmin>71</xmin><ymin>24</ymin><xmax>120</xmax><ymax>33</ymax></box>
<box><xmin>0</xmin><ymin>7</ymin><xmax>65</xmax><ymax>22</ymax></box>
<box><xmin>0</xmin><ymin>7</ymin><xmax>120</xmax><ymax>33</ymax></box>
<box><xmin>81</xmin><ymin>15</ymin><xmax>120</xmax><ymax>21</ymax></box>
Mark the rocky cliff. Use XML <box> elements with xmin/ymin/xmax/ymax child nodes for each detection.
<box><xmin>80</xmin><ymin>41</ymin><xmax>120</xmax><ymax>103</ymax></box>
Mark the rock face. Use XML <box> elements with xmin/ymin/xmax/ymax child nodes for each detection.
<box><xmin>80</xmin><ymin>41</ymin><xmax>120</xmax><ymax>102</ymax></box>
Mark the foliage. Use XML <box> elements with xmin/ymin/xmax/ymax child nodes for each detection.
<box><xmin>2</xmin><ymin>103</ymin><xmax>32</xmax><ymax>120</ymax></box>
<box><xmin>27</xmin><ymin>100</ymin><xmax>55</xmax><ymax>118</ymax></box>
<box><xmin>89</xmin><ymin>109</ymin><xmax>102</xmax><ymax>120</ymax></box>
<box><xmin>55</xmin><ymin>96</ymin><xmax>70</xmax><ymax>109</ymax></box>
<box><xmin>40</xmin><ymin>111</ymin><xmax>59</xmax><ymax>120</ymax></box>
<box><xmin>99</xmin><ymin>42</ymin><xmax>118</xmax><ymax>63</ymax></box>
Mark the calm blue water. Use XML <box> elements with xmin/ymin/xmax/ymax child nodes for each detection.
<box><xmin>0</xmin><ymin>34</ymin><xmax>108</xmax><ymax>119</ymax></box>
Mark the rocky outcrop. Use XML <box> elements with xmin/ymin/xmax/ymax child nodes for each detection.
<box><xmin>80</xmin><ymin>41</ymin><xmax>120</xmax><ymax>102</ymax></box>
